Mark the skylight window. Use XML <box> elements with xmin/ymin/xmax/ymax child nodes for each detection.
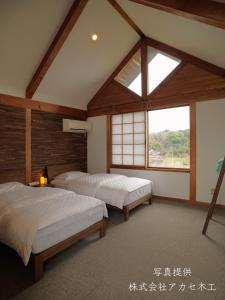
<box><xmin>114</xmin><ymin>49</ymin><xmax>142</xmax><ymax>96</ymax></box>
<box><xmin>148</xmin><ymin>47</ymin><xmax>181</xmax><ymax>94</ymax></box>
<box><xmin>128</xmin><ymin>73</ymin><xmax>141</xmax><ymax>96</ymax></box>
<box><xmin>114</xmin><ymin>47</ymin><xmax>180</xmax><ymax>97</ymax></box>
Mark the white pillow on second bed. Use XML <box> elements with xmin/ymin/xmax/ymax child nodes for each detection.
<box><xmin>54</xmin><ymin>171</ymin><xmax>88</xmax><ymax>181</ymax></box>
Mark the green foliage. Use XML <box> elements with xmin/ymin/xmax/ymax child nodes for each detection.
<box><xmin>149</xmin><ymin>129</ymin><xmax>190</xmax><ymax>157</ymax></box>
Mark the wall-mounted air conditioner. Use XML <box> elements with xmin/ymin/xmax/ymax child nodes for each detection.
<box><xmin>62</xmin><ymin>119</ymin><xmax>91</xmax><ymax>133</ymax></box>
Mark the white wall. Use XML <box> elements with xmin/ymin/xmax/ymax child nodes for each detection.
<box><xmin>196</xmin><ymin>99</ymin><xmax>225</xmax><ymax>204</ymax></box>
<box><xmin>111</xmin><ymin>168</ymin><xmax>189</xmax><ymax>199</ymax></box>
<box><xmin>88</xmin><ymin>99</ymin><xmax>225</xmax><ymax>202</ymax></box>
<box><xmin>87</xmin><ymin>116</ymin><xmax>107</xmax><ymax>174</ymax></box>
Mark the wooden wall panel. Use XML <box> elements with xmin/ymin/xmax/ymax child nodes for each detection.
<box><xmin>31</xmin><ymin>111</ymin><xmax>87</xmax><ymax>181</ymax></box>
<box><xmin>150</xmin><ymin>64</ymin><xmax>225</xmax><ymax>100</ymax></box>
<box><xmin>87</xmin><ymin>37</ymin><xmax>225</xmax><ymax>117</ymax></box>
<box><xmin>88</xmin><ymin>63</ymin><xmax>225</xmax><ymax>116</ymax></box>
<box><xmin>0</xmin><ymin>105</ymin><xmax>25</xmax><ymax>183</ymax></box>
<box><xmin>88</xmin><ymin>80</ymin><xmax>141</xmax><ymax>110</ymax></box>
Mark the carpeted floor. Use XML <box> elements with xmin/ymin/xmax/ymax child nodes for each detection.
<box><xmin>1</xmin><ymin>199</ymin><xmax>225</xmax><ymax>300</ymax></box>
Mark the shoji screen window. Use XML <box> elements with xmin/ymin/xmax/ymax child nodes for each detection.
<box><xmin>111</xmin><ymin>112</ymin><xmax>146</xmax><ymax>167</ymax></box>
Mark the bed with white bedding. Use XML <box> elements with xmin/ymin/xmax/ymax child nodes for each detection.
<box><xmin>0</xmin><ymin>182</ymin><xmax>107</xmax><ymax>281</ymax></box>
<box><xmin>49</xmin><ymin>165</ymin><xmax>152</xmax><ymax>221</ymax></box>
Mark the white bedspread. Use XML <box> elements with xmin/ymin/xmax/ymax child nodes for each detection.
<box><xmin>65</xmin><ymin>174</ymin><xmax>151</xmax><ymax>209</ymax></box>
<box><xmin>67</xmin><ymin>174</ymin><xmax>126</xmax><ymax>197</ymax></box>
<box><xmin>0</xmin><ymin>185</ymin><xmax>107</xmax><ymax>265</ymax></box>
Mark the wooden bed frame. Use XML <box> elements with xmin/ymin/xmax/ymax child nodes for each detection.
<box><xmin>108</xmin><ymin>194</ymin><xmax>152</xmax><ymax>221</ymax></box>
<box><xmin>33</xmin><ymin>218</ymin><xmax>106</xmax><ymax>282</ymax></box>
<box><xmin>34</xmin><ymin>163</ymin><xmax>108</xmax><ymax>282</ymax></box>
<box><xmin>47</xmin><ymin>163</ymin><xmax>152</xmax><ymax>222</ymax></box>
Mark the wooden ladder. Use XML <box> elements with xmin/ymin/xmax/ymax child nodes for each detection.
<box><xmin>202</xmin><ymin>157</ymin><xmax>225</xmax><ymax>235</ymax></box>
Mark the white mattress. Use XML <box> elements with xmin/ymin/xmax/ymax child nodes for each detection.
<box><xmin>0</xmin><ymin>183</ymin><xmax>107</xmax><ymax>264</ymax></box>
<box><xmin>32</xmin><ymin>203</ymin><xmax>104</xmax><ymax>254</ymax></box>
<box><xmin>52</xmin><ymin>174</ymin><xmax>152</xmax><ymax>209</ymax></box>
<box><xmin>123</xmin><ymin>182</ymin><xmax>151</xmax><ymax>206</ymax></box>
<box><xmin>32</xmin><ymin>184</ymin><xmax>150</xmax><ymax>254</ymax></box>
<box><xmin>52</xmin><ymin>182</ymin><xmax>150</xmax><ymax>207</ymax></box>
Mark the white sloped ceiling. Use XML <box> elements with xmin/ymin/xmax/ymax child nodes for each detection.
<box><xmin>0</xmin><ymin>0</ymin><xmax>74</xmax><ymax>97</ymax></box>
<box><xmin>117</xmin><ymin>0</ymin><xmax>225</xmax><ymax>69</ymax></box>
<box><xmin>34</xmin><ymin>0</ymin><xmax>139</xmax><ymax>109</ymax></box>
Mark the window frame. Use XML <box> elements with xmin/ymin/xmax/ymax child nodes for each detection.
<box><xmin>109</xmin><ymin>104</ymin><xmax>191</xmax><ymax>173</ymax></box>
<box><xmin>146</xmin><ymin>105</ymin><xmax>191</xmax><ymax>172</ymax></box>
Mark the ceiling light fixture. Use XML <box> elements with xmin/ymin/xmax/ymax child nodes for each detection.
<box><xmin>91</xmin><ymin>33</ymin><xmax>98</xmax><ymax>41</ymax></box>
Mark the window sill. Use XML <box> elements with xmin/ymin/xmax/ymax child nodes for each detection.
<box><xmin>110</xmin><ymin>165</ymin><xmax>190</xmax><ymax>173</ymax></box>
<box><xmin>147</xmin><ymin>167</ymin><xmax>190</xmax><ymax>173</ymax></box>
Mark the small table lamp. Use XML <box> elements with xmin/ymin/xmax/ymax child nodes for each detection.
<box><xmin>39</xmin><ymin>176</ymin><xmax>45</xmax><ymax>186</ymax></box>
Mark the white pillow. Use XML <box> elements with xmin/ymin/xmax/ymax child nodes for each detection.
<box><xmin>0</xmin><ymin>182</ymin><xmax>25</xmax><ymax>194</ymax></box>
<box><xmin>50</xmin><ymin>179</ymin><xmax>68</xmax><ymax>188</ymax></box>
<box><xmin>54</xmin><ymin>171</ymin><xmax>88</xmax><ymax>181</ymax></box>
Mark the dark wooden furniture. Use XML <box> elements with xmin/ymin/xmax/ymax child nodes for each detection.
<box><xmin>202</xmin><ymin>157</ymin><xmax>225</xmax><ymax>235</ymax></box>
<box><xmin>48</xmin><ymin>163</ymin><xmax>152</xmax><ymax>221</ymax></box>
<box><xmin>33</xmin><ymin>218</ymin><xmax>106</xmax><ymax>282</ymax></box>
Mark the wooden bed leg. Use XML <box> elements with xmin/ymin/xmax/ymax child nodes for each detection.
<box><xmin>123</xmin><ymin>206</ymin><xmax>129</xmax><ymax>222</ymax></box>
<box><xmin>33</xmin><ymin>254</ymin><xmax>44</xmax><ymax>282</ymax></box>
<box><xmin>148</xmin><ymin>196</ymin><xmax>152</xmax><ymax>205</ymax></box>
<box><xmin>99</xmin><ymin>218</ymin><xmax>107</xmax><ymax>238</ymax></box>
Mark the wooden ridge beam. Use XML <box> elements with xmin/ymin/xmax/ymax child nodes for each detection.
<box><xmin>26</xmin><ymin>0</ymin><xmax>88</xmax><ymax>99</ymax></box>
<box><xmin>0</xmin><ymin>93</ymin><xmax>87</xmax><ymax>120</ymax></box>
<box><xmin>107</xmin><ymin>0</ymin><xmax>144</xmax><ymax>36</ymax></box>
<box><xmin>129</xmin><ymin>0</ymin><xmax>225</xmax><ymax>30</ymax></box>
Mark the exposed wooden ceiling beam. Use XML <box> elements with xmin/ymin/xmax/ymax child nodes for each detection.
<box><xmin>26</xmin><ymin>0</ymin><xmax>88</xmax><ymax>99</ymax></box>
<box><xmin>0</xmin><ymin>93</ymin><xmax>87</xmax><ymax>120</ymax></box>
<box><xmin>129</xmin><ymin>0</ymin><xmax>225</xmax><ymax>30</ymax></box>
<box><xmin>108</xmin><ymin>0</ymin><xmax>144</xmax><ymax>36</ymax></box>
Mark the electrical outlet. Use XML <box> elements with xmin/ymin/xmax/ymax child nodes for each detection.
<box><xmin>211</xmin><ymin>188</ymin><xmax>215</xmax><ymax>195</ymax></box>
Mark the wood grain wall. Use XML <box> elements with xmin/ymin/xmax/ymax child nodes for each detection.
<box><xmin>87</xmin><ymin>38</ymin><xmax>225</xmax><ymax>117</ymax></box>
<box><xmin>0</xmin><ymin>102</ymin><xmax>87</xmax><ymax>184</ymax></box>
<box><xmin>31</xmin><ymin>111</ymin><xmax>87</xmax><ymax>181</ymax></box>
<box><xmin>0</xmin><ymin>104</ymin><xmax>25</xmax><ymax>183</ymax></box>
